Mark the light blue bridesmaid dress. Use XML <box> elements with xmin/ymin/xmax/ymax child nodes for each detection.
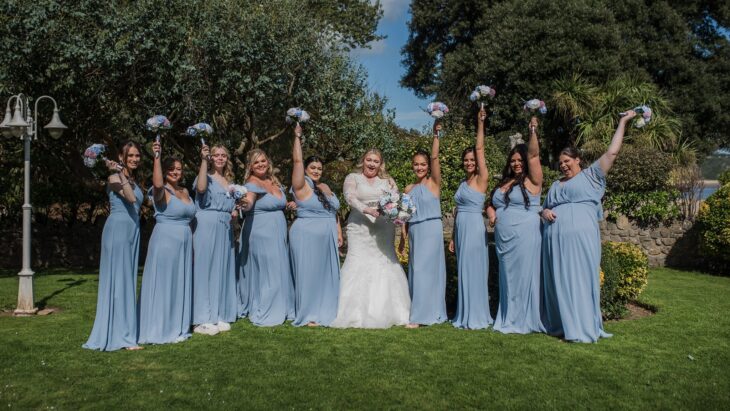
<box><xmin>542</xmin><ymin>161</ymin><xmax>612</xmax><ymax>343</ymax></box>
<box><xmin>289</xmin><ymin>177</ymin><xmax>341</xmax><ymax>326</ymax></box>
<box><xmin>138</xmin><ymin>187</ymin><xmax>196</xmax><ymax>344</ymax></box>
<box><xmin>407</xmin><ymin>184</ymin><xmax>447</xmax><ymax>325</ymax></box>
<box><xmin>238</xmin><ymin>182</ymin><xmax>295</xmax><ymax>326</ymax></box>
<box><xmin>492</xmin><ymin>186</ymin><xmax>545</xmax><ymax>334</ymax></box>
<box><xmin>452</xmin><ymin>181</ymin><xmax>492</xmax><ymax>329</ymax></box>
<box><xmin>83</xmin><ymin>183</ymin><xmax>143</xmax><ymax>351</ymax></box>
<box><xmin>192</xmin><ymin>176</ymin><xmax>237</xmax><ymax>326</ymax></box>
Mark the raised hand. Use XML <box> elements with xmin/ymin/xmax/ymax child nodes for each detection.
<box><xmin>477</xmin><ymin>106</ymin><xmax>487</xmax><ymax>124</ymax></box>
<box><xmin>152</xmin><ymin>141</ymin><xmax>161</xmax><ymax>159</ymax></box>
<box><xmin>294</xmin><ymin>122</ymin><xmax>303</xmax><ymax>138</ymax></box>
<box><xmin>105</xmin><ymin>159</ymin><xmax>122</xmax><ymax>172</ymax></box>
<box><xmin>433</xmin><ymin>120</ymin><xmax>443</xmax><ymax>138</ymax></box>
<box><xmin>619</xmin><ymin>109</ymin><xmax>637</xmax><ymax>122</ymax></box>
<box><xmin>201</xmin><ymin>144</ymin><xmax>210</xmax><ymax>161</ymax></box>
<box><xmin>529</xmin><ymin>116</ymin><xmax>539</xmax><ymax>133</ymax></box>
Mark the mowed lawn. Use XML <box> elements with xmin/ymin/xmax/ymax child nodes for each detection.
<box><xmin>0</xmin><ymin>268</ymin><xmax>728</xmax><ymax>410</ymax></box>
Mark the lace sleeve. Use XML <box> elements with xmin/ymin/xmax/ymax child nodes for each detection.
<box><xmin>343</xmin><ymin>173</ymin><xmax>368</xmax><ymax>212</ymax></box>
<box><xmin>387</xmin><ymin>178</ymin><xmax>399</xmax><ymax>195</ymax></box>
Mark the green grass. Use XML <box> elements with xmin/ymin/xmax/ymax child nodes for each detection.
<box><xmin>1</xmin><ymin>268</ymin><xmax>729</xmax><ymax>409</ymax></box>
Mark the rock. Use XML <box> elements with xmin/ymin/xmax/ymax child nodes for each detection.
<box><xmin>37</xmin><ymin>308</ymin><xmax>55</xmax><ymax>316</ymax></box>
<box><xmin>616</xmin><ymin>215</ymin><xmax>630</xmax><ymax>230</ymax></box>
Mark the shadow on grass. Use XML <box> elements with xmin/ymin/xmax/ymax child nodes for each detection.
<box><xmin>37</xmin><ymin>278</ymin><xmax>88</xmax><ymax>309</ymax></box>
<box><xmin>0</xmin><ymin>267</ymin><xmax>98</xmax><ymax>278</ymax></box>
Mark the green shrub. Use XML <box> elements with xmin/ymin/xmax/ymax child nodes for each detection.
<box><xmin>607</xmin><ymin>144</ymin><xmax>673</xmax><ymax>193</ymax></box>
<box><xmin>718</xmin><ymin>169</ymin><xmax>730</xmax><ymax>186</ymax></box>
<box><xmin>696</xmin><ymin>184</ymin><xmax>730</xmax><ymax>274</ymax></box>
<box><xmin>601</xmin><ymin>241</ymin><xmax>649</xmax><ymax>319</ymax></box>
<box><xmin>603</xmin><ymin>190</ymin><xmax>680</xmax><ymax>228</ymax></box>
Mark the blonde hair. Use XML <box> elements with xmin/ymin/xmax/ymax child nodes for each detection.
<box><xmin>210</xmin><ymin>145</ymin><xmax>236</xmax><ymax>183</ymax></box>
<box><xmin>243</xmin><ymin>149</ymin><xmax>282</xmax><ymax>187</ymax></box>
<box><xmin>355</xmin><ymin>148</ymin><xmax>390</xmax><ymax>179</ymax></box>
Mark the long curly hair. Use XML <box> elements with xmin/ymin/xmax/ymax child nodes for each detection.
<box><xmin>304</xmin><ymin>155</ymin><xmax>332</xmax><ymax>211</ymax></box>
<box><xmin>209</xmin><ymin>145</ymin><xmax>235</xmax><ymax>182</ymax></box>
<box><xmin>489</xmin><ymin>144</ymin><xmax>530</xmax><ymax>210</ymax></box>
<box><xmin>355</xmin><ymin>148</ymin><xmax>390</xmax><ymax>179</ymax></box>
<box><xmin>118</xmin><ymin>140</ymin><xmax>143</xmax><ymax>189</ymax></box>
<box><xmin>244</xmin><ymin>149</ymin><xmax>282</xmax><ymax>187</ymax></box>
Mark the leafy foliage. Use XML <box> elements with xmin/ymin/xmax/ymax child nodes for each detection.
<box><xmin>696</xmin><ymin>184</ymin><xmax>730</xmax><ymax>274</ymax></box>
<box><xmin>601</xmin><ymin>241</ymin><xmax>649</xmax><ymax>319</ymax></box>
<box><xmin>719</xmin><ymin>169</ymin><xmax>730</xmax><ymax>186</ymax></box>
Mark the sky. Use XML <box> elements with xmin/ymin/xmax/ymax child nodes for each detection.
<box><xmin>350</xmin><ymin>0</ymin><xmax>432</xmax><ymax>132</ymax></box>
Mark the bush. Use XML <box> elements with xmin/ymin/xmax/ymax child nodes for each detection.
<box><xmin>603</xmin><ymin>190</ymin><xmax>680</xmax><ymax>227</ymax></box>
<box><xmin>696</xmin><ymin>184</ymin><xmax>730</xmax><ymax>274</ymax></box>
<box><xmin>607</xmin><ymin>145</ymin><xmax>673</xmax><ymax>193</ymax></box>
<box><xmin>601</xmin><ymin>241</ymin><xmax>649</xmax><ymax>319</ymax></box>
<box><xmin>718</xmin><ymin>169</ymin><xmax>730</xmax><ymax>186</ymax></box>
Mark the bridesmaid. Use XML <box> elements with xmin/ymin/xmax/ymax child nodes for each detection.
<box><xmin>237</xmin><ymin>149</ymin><xmax>295</xmax><ymax>326</ymax></box>
<box><xmin>541</xmin><ymin>110</ymin><xmax>636</xmax><ymax>342</ymax></box>
<box><xmin>487</xmin><ymin>116</ymin><xmax>545</xmax><ymax>334</ymax></box>
<box><xmin>399</xmin><ymin>120</ymin><xmax>447</xmax><ymax>328</ymax></box>
<box><xmin>138</xmin><ymin>141</ymin><xmax>196</xmax><ymax>344</ymax></box>
<box><xmin>448</xmin><ymin>106</ymin><xmax>492</xmax><ymax>330</ymax></box>
<box><xmin>83</xmin><ymin>141</ymin><xmax>144</xmax><ymax>351</ymax></box>
<box><xmin>192</xmin><ymin>144</ymin><xmax>238</xmax><ymax>336</ymax></box>
<box><xmin>289</xmin><ymin>123</ymin><xmax>342</xmax><ymax>327</ymax></box>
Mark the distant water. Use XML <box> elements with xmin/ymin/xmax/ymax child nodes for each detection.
<box><xmin>701</xmin><ymin>186</ymin><xmax>719</xmax><ymax>200</ymax></box>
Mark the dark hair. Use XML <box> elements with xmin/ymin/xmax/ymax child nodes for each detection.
<box><xmin>161</xmin><ymin>157</ymin><xmax>183</xmax><ymax>185</ymax></box>
<box><xmin>558</xmin><ymin>146</ymin><xmax>585</xmax><ymax>169</ymax></box>
<box><xmin>412</xmin><ymin>149</ymin><xmax>431</xmax><ymax>170</ymax></box>
<box><xmin>304</xmin><ymin>155</ymin><xmax>331</xmax><ymax>211</ymax></box>
<box><xmin>119</xmin><ymin>140</ymin><xmax>143</xmax><ymax>188</ymax></box>
<box><xmin>461</xmin><ymin>145</ymin><xmax>479</xmax><ymax>174</ymax></box>
<box><xmin>489</xmin><ymin>144</ymin><xmax>530</xmax><ymax>210</ymax></box>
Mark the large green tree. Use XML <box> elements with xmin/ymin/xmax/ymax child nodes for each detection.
<box><xmin>0</xmin><ymin>0</ymin><xmax>390</xmax><ymax>220</ymax></box>
<box><xmin>402</xmin><ymin>0</ymin><xmax>730</xmax><ymax>153</ymax></box>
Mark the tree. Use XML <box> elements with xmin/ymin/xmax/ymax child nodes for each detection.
<box><xmin>0</xmin><ymin>0</ymin><xmax>389</xmax><ymax>221</ymax></box>
<box><xmin>402</xmin><ymin>0</ymin><xmax>730</xmax><ymax>153</ymax></box>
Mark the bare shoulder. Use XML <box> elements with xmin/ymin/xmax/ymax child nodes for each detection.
<box><xmin>404</xmin><ymin>183</ymin><xmax>415</xmax><ymax>194</ymax></box>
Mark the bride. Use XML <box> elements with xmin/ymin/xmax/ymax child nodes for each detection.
<box><xmin>330</xmin><ymin>149</ymin><xmax>411</xmax><ymax>328</ymax></box>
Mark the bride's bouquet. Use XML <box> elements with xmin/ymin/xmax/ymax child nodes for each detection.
<box><xmin>378</xmin><ymin>190</ymin><xmax>416</xmax><ymax>225</ymax></box>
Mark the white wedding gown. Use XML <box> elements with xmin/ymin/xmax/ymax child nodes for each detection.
<box><xmin>330</xmin><ymin>173</ymin><xmax>411</xmax><ymax>328</ymax></box>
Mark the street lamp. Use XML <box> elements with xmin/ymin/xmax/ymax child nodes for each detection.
<box><xmin>0</xmin><ymin>94</ymin><xmax>67</xmax><ymax>316</ymax></box>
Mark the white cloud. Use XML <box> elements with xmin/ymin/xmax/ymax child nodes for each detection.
<box><xmin>351</xmin><ymin>38</ymin><xmax>387</xmax><ymax>56</ymax></box>
<box><xmin>376</xmin><ymin>0</ymin><xmax>408</xmax><ymax>21</ymax></box>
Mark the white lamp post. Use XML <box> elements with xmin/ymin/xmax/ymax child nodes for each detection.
<box><xmin>0</xmin><ymin>94</ymin><xmax>67</xmax><ymax>316</ymax></box>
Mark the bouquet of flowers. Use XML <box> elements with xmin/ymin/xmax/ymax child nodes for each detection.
<box><xmin>523</xmin><ymin>99</ymin><xmax>548</xmax><ymax>115</ymax></box>
<box><xmin>469</xmin><ymin>85</ymin><xmax>497</xmax><ymax>107</ymax></box>
<box><xmin>378</xmin><ymin>190</ymin><xmax>417</xmax><ymax>225</ymax></box>
<box><xmin>426</xmin><ymin>102</ymin><xmax>449</xmax><ymax>119</ymax></box>
<box><xmin>186</xmin><ymin>122</ymin><xmax>214</xmax><ymax>145</ymax></box>
<box><xmin>146</xmin><ymin>115</ymin><xmax>172</xmax><ymax>158</ymax></box>
<box><xmin>83</xmin><ymin>143</ymin><xmax>121</xmax><ymax>170</ymax></box>
<box><xmin>622</xmin><ymin>105</ymin><xmax>652</xmax><ymax>128</ymax></box>
<box><xmin>285</xmin><ymin>107</ymin><xmax>310</xmax><ymax>125</ymax></box>
<box><xmin>226</xmin><ymin>184</ymin><xmax>248</xmax><ymax>200</ymax></box>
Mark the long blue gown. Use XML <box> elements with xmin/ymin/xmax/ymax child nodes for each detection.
<box><xmin>138</xmin><ymin>187</ymin><xmax>196</xmax><ymax>344</ymax></box>
<box><xmin>542</xmin><ymin>161</ymin><xmax>612</xmax><ymax>343</ymax></box>
<box><xmin>238</xmin><ymin>183</ymin><xmax>295</xmax><ymax>326</ymax></box>
<box><xmin>83</xmin><ymin>184</ymin><xmax>143</xmax><ymax>351</ymax></box>
<box><xmin>192</xmin><ymin>176</ymin><xmax>237</xmax><ymax>326</ymax></box>
<box><xmin>407</xmin><ymin>184</ymin><xmax>447</xmax><ymax>325</ymax></box>
<box><xmin>289</xmin><ymin>177</ymin><xmax>341</xmax><ymax>327</ymax></box>
<box><xmin>452</xmin><ymin>181</ymin><xmax>493</xmax><ymax>329</ymax></box>
<box><xmin>492</xmin><ymin>186</ymin><xmax>545</xmax><ymax>334</ymax></box>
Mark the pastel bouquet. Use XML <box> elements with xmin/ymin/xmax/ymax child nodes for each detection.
<box><xmin>186</xmin><ymin>122</ymin><xmax>214</xmax><ymax>145</ymax></box>
<box><xmin>523</xmin><ymin>99</ymin><xmax>548</xmax><ymax>115</ymax></box>
<box><xmin>622</xmin><ymin>105</ymin><xmax>652</xmax><ymax>128</ymax></box>
<box><xmin>426</xmin><ymin>102</ymin><xmax>449</xmax><ymax>119</ymax></box>
<box><xmin>469</xmin><ymin>85</ymin><xmax>497</xmax><ymax>107</ymax></box>
<box><xmin>83</xmin><ymin>143</ymin><xmax>121</xmax><ymax>170</ymax></box>
<box><xmin>146</xmin><ymin>115</ymin><xmax>172</xmax><ymax>158</ymax></box>
<box><xmin>226</xmin><ymin>184</ymin><xmax>248</xmax><ymax>200</ymax></box>
<box><xmin>378</xmin><ymin>190</ymin><xmax>417</xmax><ymax>225</ymax></box>
<box><xmin>285</xmin><ymin>107</ymin><xmax>310</xmax><ymax>125</ymax></box>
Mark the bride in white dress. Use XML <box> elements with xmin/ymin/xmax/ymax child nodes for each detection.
<box><xmin>330</xmin><ymin>149</ymin><xmax>411</xmax><ymax>328</ymax></box>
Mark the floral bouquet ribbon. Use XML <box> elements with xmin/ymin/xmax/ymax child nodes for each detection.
<box><xmin>146</xmin><ymin>115</ymin><xmax>172</xmax><ymax>158</ymax></box>
<box><xmin>523</xmin><ymin>99</ymin><xmax>548</xmax><ymax>115</ymax></box>
<box><xmin>83</xmin><ymin>143</ymin><xmax>121</xmax><ymax>170</ymax></box>
<box><xmin>378</xmin><ymin>190</ymin><xmax>416</xmax><ymax>225</ymax></box>
<box><xmin>469</xmin><ymin>85</ymin><xmax>496</xmax><ymax>108</ymax></box>
<box><xmin>285</xmin><ymin>108</ymin><xmax>310</xmax><ymax>125</ymax></box>
<box><xmin>621</xmin><ymin>105</ymin><xmax>652</xmax><ymax>128</ymax></box>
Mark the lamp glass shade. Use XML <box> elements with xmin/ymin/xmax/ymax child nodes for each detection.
<box><xmin>44</xmin><ymin>109</ymin><xmax>67</xmax><ymax>139</ymax></box>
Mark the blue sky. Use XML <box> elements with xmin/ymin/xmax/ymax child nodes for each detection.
<box><xmin>350</xmin><ymin>0</ymin><xmax>432</xmax><ymax>132</ymax></box>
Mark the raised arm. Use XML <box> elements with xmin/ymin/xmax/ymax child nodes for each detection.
<box><xmin>431</xmin><ymin>120</ymin><xmax>442</xmax><ymax>188</ymax></box>
<box><xmin>291</xmin><ymin>123</ymin><xmax>310</xmax><ymax>200</ymax></box>
<box><xmin>106</xmin><ymin>161</ymin><xmax>137</xmax><ymax>204</ymax></box>
<box><xmin>196</xmin><ymin>144</ymin><xmax>210</xmax><ymax>194</ymax></box>
<box><xmin>598</xmin><ymin>110</ymin><xmax>636</xmax><ymax>174</ymax></box>
<box><xmin>151</xmin><ymin>141</ymin><xmax>166</xmax><ymax>204</ymax></box>
<box><xmin>526</xmin><ymin>116</ymin><xmax>543</xmax><ymax>188</ymax></box>
<box><xmin>475</xmin><ymin>107</ymin><xmax>490</xmax><ymax>191</ymax></box>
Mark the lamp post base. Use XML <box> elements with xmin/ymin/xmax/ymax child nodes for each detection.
<box><xmin>13</xmin><ymin>308</ymin><xmax>38</xmax><ymax>317</ymax></box>
<box><xmin>16</xmin><ymin>268</ymin><xmax>36</xmax><ymax>316</ymax></box>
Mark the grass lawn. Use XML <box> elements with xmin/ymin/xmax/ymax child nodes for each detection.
<box><xmin>0</xmin><ymin>267</ymin><xmax>729</xmax><ymax>409</ymax></box>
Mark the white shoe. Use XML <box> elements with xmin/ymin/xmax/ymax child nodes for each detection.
<box><xmin>194</xmin><ymin>323</ymin><xmax>219</xmax><ymax>336</ymax></box>
<box><xmin>216</xmin><ymin>321</ymin><xmax>231</xmax><ymax>332</ymax></box>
